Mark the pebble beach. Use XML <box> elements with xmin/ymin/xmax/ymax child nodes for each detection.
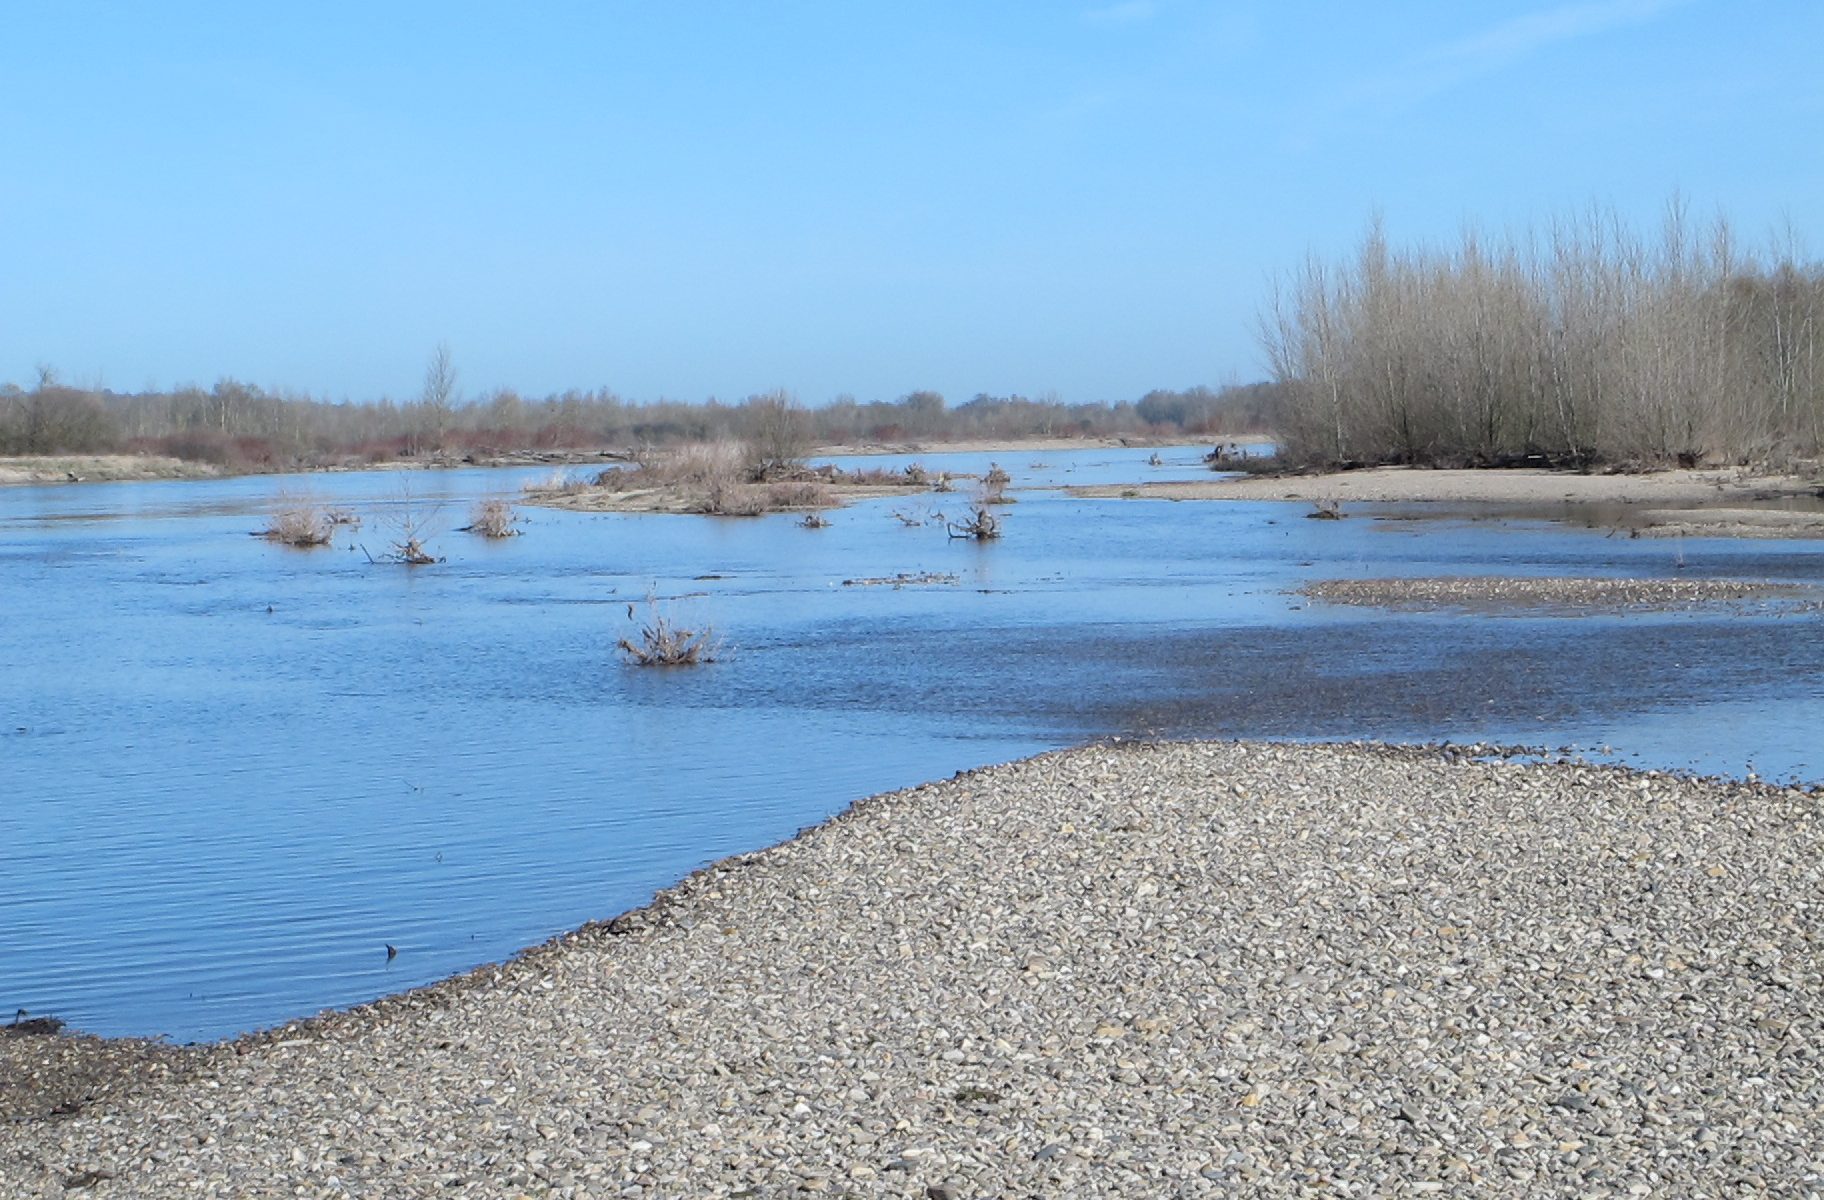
<box><xmin>4</xmin><ymin>741</ymin><xmax>1820</xmax><ymax>1198</ymax></box>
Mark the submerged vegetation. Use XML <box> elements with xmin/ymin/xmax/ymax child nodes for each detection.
<box><xmin>1260</xmin><ymin>201</ymin><xmax>1824</xmax><ymax>471</ymax></box>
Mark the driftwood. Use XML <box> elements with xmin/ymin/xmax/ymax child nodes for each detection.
<box><xmin>947</xmin><ymin>505</ymin><xmax>1002</xmax><ymax>540</ymax></box>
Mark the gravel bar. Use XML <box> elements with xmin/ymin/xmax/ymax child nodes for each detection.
<box><xmin>4</xmin><ymin>741</ymin><xmax>1821</xmax><ymax>1197</ymax></box>
<box><xmin>1299</xmin><ymin>576</ymin><xmax>1808</xmax><ymax>611</ymax></box>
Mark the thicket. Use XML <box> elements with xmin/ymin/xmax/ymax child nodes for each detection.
<box><xmin>0</xmin><ymin>370</ymin><xmax>1277</xmax><ymax>469</ymax></box>
<box><xmin>1259</xmin><ymin>204</ymin><xmax>1824</xmax><ymax>469</ymax></box>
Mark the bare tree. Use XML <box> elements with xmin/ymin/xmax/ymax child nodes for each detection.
<box><xmin>740</xmin><ymin>390</ymin><xmax>811</xmax><ymax>479</ymax></box>
<box><xmin>419</xmin><ymin>341</ymin><xmax>458</xmax><ymax>453</ymax></box>
<box><xmin>1258</xmin><ymin>200</ymin><xmax>1824</xmax><ymax>469</ymax></box>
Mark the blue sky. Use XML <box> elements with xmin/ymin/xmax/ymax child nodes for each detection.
<box><xmin>3</xmin><ymin>1</ymin><xmax>1820</xmax><ymax>405</ymax></box>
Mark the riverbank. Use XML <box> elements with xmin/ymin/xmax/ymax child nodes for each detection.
<box><xmin>1072</xmin><ymin>465</ymin><xmax>1824</xmax><ymax>538</ymax></box>
<box><xmin>0</xmin><ymin>455</ymin><xmax>224</xmax><ymax>485</ymax></box>
<box><xmin>4</xmin><ymin>740</ymin><xmax>1818</xmax><ymax>1197</ymax></box>
<box><xmin>0</xmin><ymin>436</ymin><xmax>1184</xmax><ymax>489</ymax></box>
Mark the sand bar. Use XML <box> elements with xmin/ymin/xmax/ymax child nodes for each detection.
<box><xmin>1072</xmin><ymin>466</ymin><xmax>1820</xmax><ymax>504</ymax></box>
<box><xmin>3</xmin><ymin>741</ymin><xmax>1819</xmax><ymax>1197</ymax></box>
<box><xmin>1299</xmin><ymin>576</ymin><xmax>1812</xmax><ymax>611</ymax></box>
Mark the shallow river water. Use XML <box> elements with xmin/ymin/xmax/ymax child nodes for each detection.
<box><xmin>3</xmin><ymin>445</ymin><xmax>1821</xmax><ymax>1040</ymax></box>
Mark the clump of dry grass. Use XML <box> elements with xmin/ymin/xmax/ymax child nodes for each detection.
<box><xmin>258</xmin><ymin>493</ymin><xmax>334</xmax><ymax>547</ymax></box>
<box><xmin>1306</xmin><ymin>497</ymin><xmax>1345</xmax><ymax>520</ymax></box>
<box><xmin>700</xmin><ymin>476</ymin><xmax>768</xmax><ymax>516</ymax></box>
<box><xmin>527</xmin><ymin>470</ymin><xmax>594</xmax><ymax>496</ymax></box>
<box><xmin>765</xmin><ymin>480</ymin><xmax>834</xmax><ymax>508</ymax></box>
<box><xmin>838</xmin><ymin>464</ymin><xmax>936</xmax><ymax>488</ymax></box>
<box><xmin>618</xmin><ymin>597</ymin><xmax>718</xmax><ymax>666</ymax></box>
<box><xmin>462</xmin><ymin>497</ymin><xmax>522</xmax><ymax>537</ymax></box>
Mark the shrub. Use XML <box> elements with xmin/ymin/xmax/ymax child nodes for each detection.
<box><xmin>618</xmin><ymin>598</ymin><xmax>718</xmax><ymax>666</ymax></box>
<box><xmin>765</xmin><ymin>480</ymin><xmax>835</xmax><ymax>508</ymax></box>
<box><xmin>463</xmin><ymin>497</ymin><xmax>522</xmax><ymax>537</ymax></box>
<box><xmin>948</xmin><ymin>505</ymin><xmax>1002</xmax><ymax>540</ymax></box>
<box><xmin>259</xmin><ymin>493</ymin><xmax>333</xmax><ymax>547</ymax></box>
<box><xmin>980</xmin><ymin>462</ymin><xmax>1012</xmax><ymax>504</ymax></box>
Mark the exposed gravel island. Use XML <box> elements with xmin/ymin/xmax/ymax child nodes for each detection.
<box><xmin>1071</xmin><ymin>466</ymin><xmax>1824</xmax><ymax>538</ymax></box>
<box><xmin>4</xmin><ymin>741</ymin><xmax>1820</xmax><ymax>1197</ymax></box>
<box><xmin>1298</xmin><ymin>576</ymin><xmax>1811</xmax><ymax>612</ymax></box>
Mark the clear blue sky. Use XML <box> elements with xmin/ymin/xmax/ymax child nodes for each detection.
<box><xmin>3</xmin><ymin>1</ymin><xmax>1820</xmax><ymax>406</ymax></box>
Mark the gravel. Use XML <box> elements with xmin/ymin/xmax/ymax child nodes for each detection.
<box><xmin>4</xmin><ymin>741</ymin><xmax>1821</xmax><ymax>1197</ymax></box>
<box><xmin>1299</xmin><ymin>576</ymin><xmax>1810</xmax><ymax>612</ymax></box>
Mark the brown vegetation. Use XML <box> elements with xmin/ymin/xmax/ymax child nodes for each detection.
<box><xmin>1260</xmin><ymin>201</ymin><xmax>1824</xmax><ymax>470</ymax></box>
<box><xmin>0</xmin><ymin>368</ymin><xmax>1281</xmax><ymax>471</ymax></box>
<box><xmin>980</xmin><ymin>463</ymin><xmax>1013</xmax><ymax>505</ymax></box>
<box><xmin>258</xmin><ymin>494</ymin><xmax>334</xmax><ymax>547</ymax></box>
<box><xmin>948</xmin><ymin>505</ymin><xmax>1003</xmax><ymax>540</ymax></box>
<box><xmin>461</xmin><ymin>498</ymin><xmax>522</xmax><ymax>538</ymax></box>
<box><xmin>618</xmin><ymin>599</ymin><xmax>717</xmax><ymax>666</ymax></box>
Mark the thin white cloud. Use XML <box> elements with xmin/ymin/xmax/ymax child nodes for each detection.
<box><xmin>1333</xmin><ymin>0</ymin><xmax>1695</xmax><ymax>117</ymax></box>
<box><xmin>1422</xmin><ymin>0</ymin><xmax>1692</xmax><ymax>78</ymax></box>
<box><xmin>1083</xmin><ymin>1</ymin><xmax>1156</xmax><ymax>28</ymax></box>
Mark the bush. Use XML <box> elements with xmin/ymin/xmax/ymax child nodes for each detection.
<box><xmin>259</xmin><ymin>493</ymin><xmax>333</xmax><ymax>547</ymax></box>
<box><xmin>618</xmin><ymin>597</ymin><xmax>718</xmax><ymax>666</ymax></box>
<box><xmin>948</xmin><ymin>505</ymin><xmax>1002</xmax><ymax>540</ymax></box>
<box><xmin>463</xmin><ymin>497</ymin><xmax>522</xmax><ymax>537</ymax></box>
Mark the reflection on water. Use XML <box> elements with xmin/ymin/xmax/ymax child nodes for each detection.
<box><xmin>2</xmin><ymin>445</ymin><xmax>1821</xmax><ymax>1040</ymax></box>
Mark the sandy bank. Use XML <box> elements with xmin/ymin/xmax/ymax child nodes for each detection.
<box><xmin>1072</xmin><ymin>466</ymin><xmax>1824</xmax><ymax>538</ymax></box>
<box><xmin>526</xmin><ymin>480</ymin><xmax>924</xmax><ymax>515</ymax></box>
<box><xmin>0</xmin><ymin>455</ymin><xmax>223</xmax><ymax>486</ymax></box>
<box><xmin>1073</xmin><ymin>465</ymin><xmax>1817</xmax><ymax>505</ymax></box>
<box><xmin>1299</xmin><ymin>576</ymin><xmax>1813</xmax><ymax>612</ymax></box>
<box><xmin>4</xmin><ymin>741</ymin><xmax>1818</xmax><ymax>1197</ymax></box>
<box><xmin>810</xmin><ymin>435</ymin><xmax>1221</xmax><ymax>457</ymax></box>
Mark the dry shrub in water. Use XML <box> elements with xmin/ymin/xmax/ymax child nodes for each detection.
<box><xmin>368</xmin><ymin>487</ymin><xmax>444</xmax><ymax>565</ymax></box>
<box><xmin>618</xmin><ymin>598</ymin><xmax>718</xmax><ymax>666</ymax></box>
<box><xmin>948</xmin><ymin>505</ymin><xmax>1002</xmax><ymax>540</ymax></box>
<box><xmin>980</xmin><ymin>462</ymin><xmax>1012</xmax><ymax>504</ymax></box>
<box><xmin>464</xmin><ymin>497</ymin><xmax>521</xmax><ymax>537</ymax></box>
<box><xmin>260</xmin><ymin>493</ymin><xmax>333</xmax><ymax>547</ymax></box>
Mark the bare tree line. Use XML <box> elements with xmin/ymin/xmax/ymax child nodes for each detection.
<box><xmin>0</xmin><ymin>363</ymin><xmax>1277</xmax><ymax>467</ymax></box>
<box><xmin>1259</xmin><ymin>202</ymin><xmax>1824</xmax><ymax>469</ymax></box>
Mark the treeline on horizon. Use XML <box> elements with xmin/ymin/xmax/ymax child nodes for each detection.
<box><xmin>1260</xmin><ymin>201</ymin><xmax>1824</xmax><ymax>469</ymax></box>
<box><xmin>0</xmin><ymin>370</ymin><xmax>1280</xmax><ymax>468</ymax></box>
